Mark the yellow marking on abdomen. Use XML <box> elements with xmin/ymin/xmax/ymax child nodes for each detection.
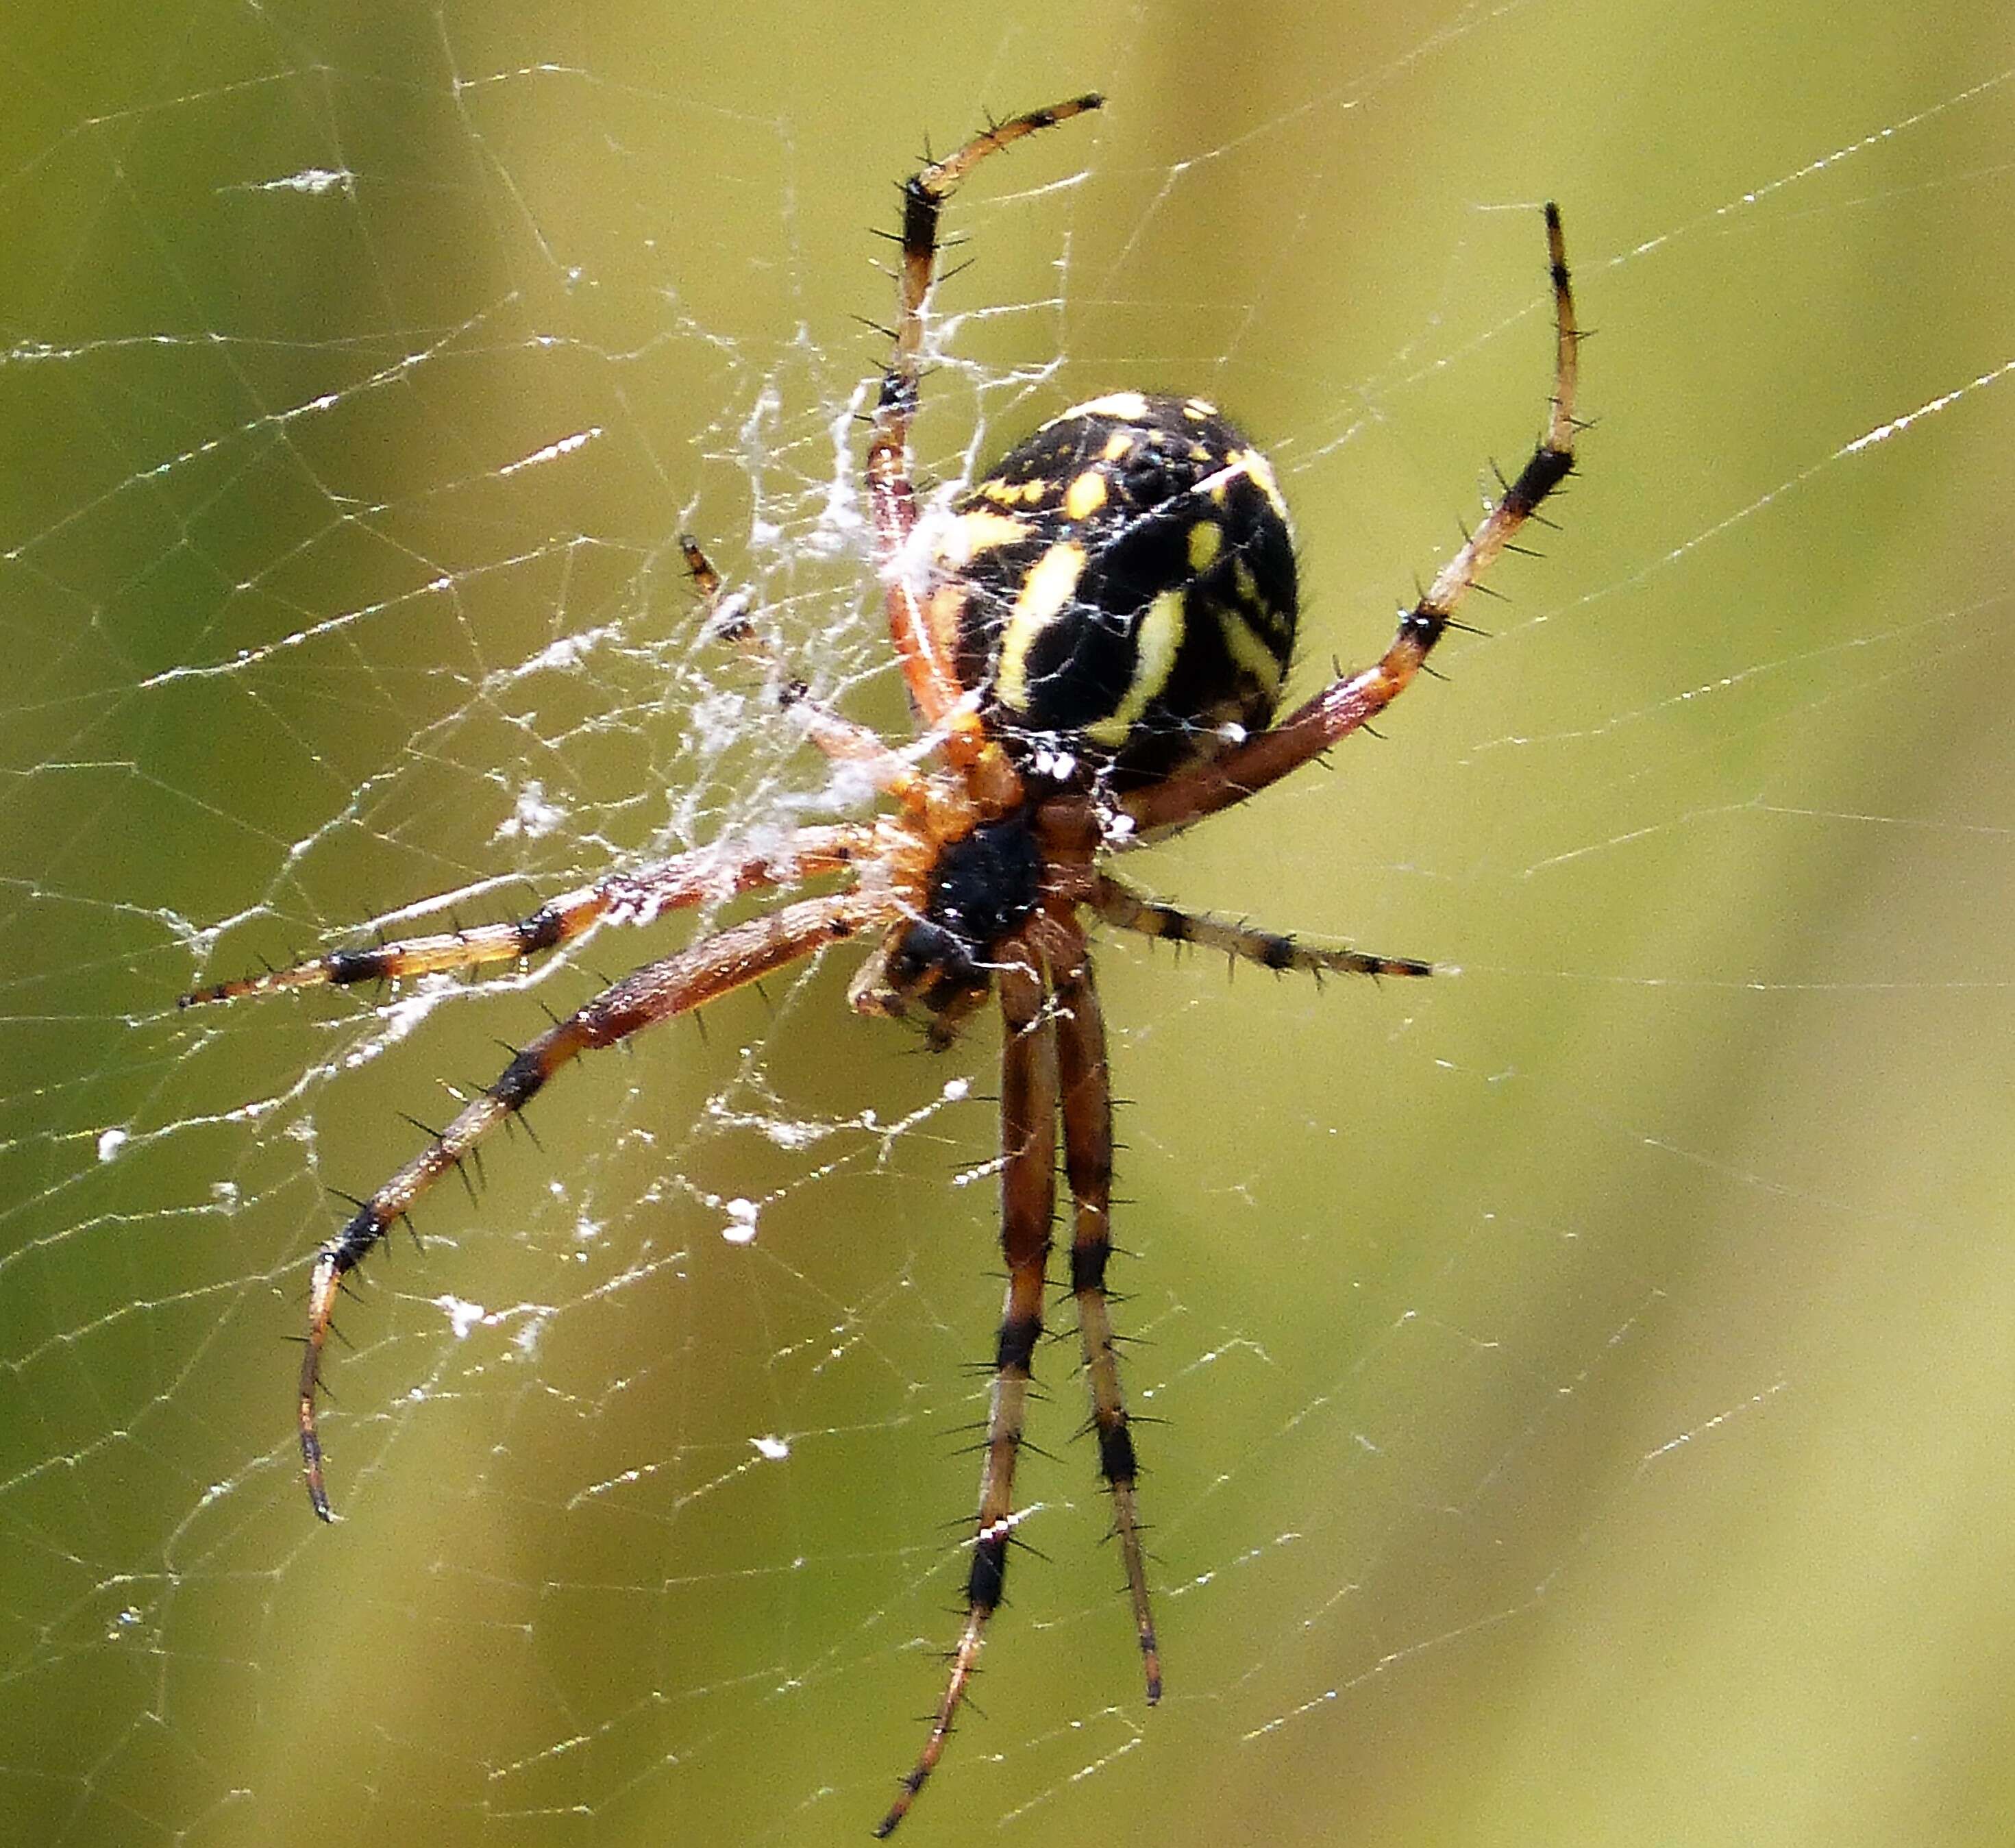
<box><xmin>1065</xmin><ymin>469</ymin><xmax>1109</xmax><ymax>521</ymax></box>
<box><xmin>1215</xmin><ymin>604</ymin><xmax>1286</xmax><ymax>698</ymax></box>
<box><xmin>997</xmin><ymin>541</ymin><xmax>1088</xmax><ymax>712</ymax></box>
<box><xmin>1085</xmin><ymin>589</ymin><xmax>1185</xmax><ymax>746</ymax></box>
<box><xmin>1059</xmin><ymin>391</ymin><xmax>1148</xmax><ymax>424</ymax></box>
<box><xmin>941</xmin><ymin>508</ymin><xmax>1029</xmax><ymax>565</ymax></box>
<box><xmin>1229</xmin><ymin>447</ymin><xmax>1290</xmax><ymax>522</ymax></box>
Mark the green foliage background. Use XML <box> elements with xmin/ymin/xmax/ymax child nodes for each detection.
<box><xmin>3</xmin><ymin>3</ymin><xmax>2012</xmax><ymax>1845</ymax></box>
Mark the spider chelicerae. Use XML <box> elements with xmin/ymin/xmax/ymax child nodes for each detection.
<box><xmin>182</xmin><ymin>94</ymin><xmax>1579</xmax><ymax>1834</ymax></box>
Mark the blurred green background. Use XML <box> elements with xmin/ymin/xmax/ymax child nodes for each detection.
<box><xmin>3</xmin><ymin>3</ymin><xmax>2013</xmax><ymax>1845</ymax></box>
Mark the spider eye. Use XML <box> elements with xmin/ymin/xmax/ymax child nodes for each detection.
<box><xmin>941</xmin><ymin>393</ymin><xmax>1298</xmax><ymax>785</ymax></box>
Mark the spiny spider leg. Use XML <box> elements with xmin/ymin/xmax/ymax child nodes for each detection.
<box><xmin>680</xmin><ymin>534</ymin><xmax>935</xmax><ymax>809</ymax></box>
<box><xmin>876</xmin><ymin>935</ymin><xmax>1057</xmax><ymax>1838</ymax></box>
<box><xmin>1093</xmin><ymin>872</ymin><xmax>1435</xmax><ymax>981</ymax></box>
<box><xmin>1049</xmin><ymin>915</ymin><xmax>1159</xmax><ymax>1700</ymax></box>
<box><xmin>865</xmin><ymin>94</ymin><xmax>1103</xmax><ymax>749</ymax></box>
<box><xmin>178</xmin><ymin>826</ymin><xmax>870</xmax><ymax>1008</ymax></box>
<box><xmin>1119</xmin><ymin>203</ymin><xmax>1580</xmax><ymax>841</ymax></box>
<box><xmin>297</xmin><ymin>890</ymin><xmax>886</xmax><ymax>1520</ymax></box>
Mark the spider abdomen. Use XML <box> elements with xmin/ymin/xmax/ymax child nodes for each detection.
<box><xmin>930</xmin><ymin>393</ymin><xmax>1298</xmax><ymax>783</ymax></box>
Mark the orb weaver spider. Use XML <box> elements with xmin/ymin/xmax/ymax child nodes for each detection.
<box><xmin>181</xmin><ymin>93</ymin><xmax>1579</xmax><ymax>1834</ymax></box>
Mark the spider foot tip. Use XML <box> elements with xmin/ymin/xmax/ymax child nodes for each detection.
<box><xmin>873</xmin><ymin>1773</ymin><xmax>928</xmax><ymax>1839</ymax></box>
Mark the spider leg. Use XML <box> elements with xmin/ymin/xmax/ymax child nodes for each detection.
<box><xmin>1048</xmin><ymin>914</ymin><xmax>1160</xmax><ymax>1701</ymax></box>
<box><xmin>1119</xmin><ymin>204</ymin><xmax>1579</xmax><ymax>841</ymax></box>
<box><xmin>178</xmin><ymin>827</ymin><xmax>869</xmax><ymax>1008</ymax></box>
<box><xmin>877</xmin><ymin>937</ymin><xmax>1056</xmax><ymax>1837</ymax></box>
<box><xmin>1093</xmin><ymin>872</ymin><xmax>1433</xmax><ymax>981</ymax></box>
<box><xmin>680</xmin><ymin>535</ymin><xmax>937</xmax><ymax>811</ymax></box>
<box><xmin>865</xmin><ymin>95</ymin><xmax>1102</xmax><ymax>759</ymax></box>
<box><xmin>296</xmin><ymin>889</ymin><xmax>883</xmax><ymax>1520</ymax></box>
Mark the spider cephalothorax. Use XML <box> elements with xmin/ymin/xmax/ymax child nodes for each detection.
<box><xmin>851</xmin><ymin>810</ymin><xmax>1045</xmax><ymax>1039</ymax></box>
<box><xmin>180</xmin><ymin>94</ymin><xmax>1580</xmax><ymax>1836</ymax></box>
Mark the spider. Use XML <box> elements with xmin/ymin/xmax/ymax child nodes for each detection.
<box><xmin>181</xmin><ymin>94</ymin><xmax>1579</xmax><ymax>1835</ymax></box>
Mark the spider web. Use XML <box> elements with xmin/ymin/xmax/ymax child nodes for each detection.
<box><xmin>6</xmin><ymin>4</ymin><xmax>2015</xmax><ymax>1844</ymax></box>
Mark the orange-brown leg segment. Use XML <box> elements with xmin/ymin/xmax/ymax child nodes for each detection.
<box><xmin>680</xmin><ymin>534</ymin><xmax>937</xmax><ymax>811</ymax></box>
<box><xmin>865</xmin><ymin>95</ymin><xmax>1102</xmax><ymax>754</ymax></box>
<box><xmin>876</xmin><ymin>941</ymin><xmax>1056</xmax><ymax>1837</ymax></box>
<box><xmin>1049</xmin><ymin>915</ymin><xmax>1161</xmax><ymax>1703</ymax></box>
<box><xmin>297</xmin><ymin>891</ymin><xmax>883</xmax><ymax>1520</ymax></box>
<box><xmin>1120</xmin><ymin>204</ymin><xmax>1579</xmax><ymax>842</ymax></box>
<box><xmin>179</xmin><ymin>827</ymin><xmax>869</xmax><ymax>1009</ymax></box>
